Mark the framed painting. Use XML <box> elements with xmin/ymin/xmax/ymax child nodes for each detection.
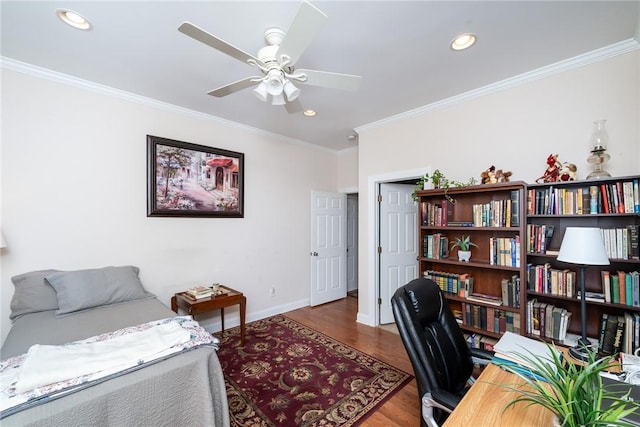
<box><xmin>147</xmin><ymin>135</ymin><xmax>244</xmax><ymax>218</ymax></box>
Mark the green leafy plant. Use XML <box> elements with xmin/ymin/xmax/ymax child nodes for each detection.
<box><xmin>411</xmin><ymin>169</ymin><xmax>478</xmax><ymax>202</ymax></box>
<box><xmin>450</xmin><ymin>235</ymin><xmax>477</xmax><ymax>252</ymax></box>
<box><xmin>493</xmin><ymin>345</ymin><xmax>639</xmax><ymax>427</ymax></box>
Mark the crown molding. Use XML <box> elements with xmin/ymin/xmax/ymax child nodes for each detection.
<box><xmin>0</xmin><ymin>56</ymin><xmax>336</xmax><ymax>154</ymax></box>
<box><xmin>356</xmin><ymin>38</ymin><xmax>640</xmax><ymax>134</ymax></box>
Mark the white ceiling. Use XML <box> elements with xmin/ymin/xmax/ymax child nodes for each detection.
<box><xmin>2</xmin><ymin>1</ymin><xmax>639</xmax><ymax>151</ymax></box>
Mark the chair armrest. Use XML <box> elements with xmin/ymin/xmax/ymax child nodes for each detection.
<box><xmin>428</xmin><ymin>388</ymin><xmax>461</xmax><ymax>410</ymax></box>
<box><xmin>422</xmin><ymin>390</ymin><xmax>460</xmax><ymax>427</ymax></box>
<box><xmin>470</xmin><ymin>347</ymin><xmax>494</xmax><ymax>366</ymax></box>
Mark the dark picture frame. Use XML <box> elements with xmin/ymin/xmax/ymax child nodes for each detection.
<box><xmin>147</xmin><ymin>135</ymin><xmax>244</xmax><ymax>218</ymax></box>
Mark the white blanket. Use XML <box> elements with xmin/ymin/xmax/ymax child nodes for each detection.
<box><xmin>0</xmin><ymin>316</ymin><xmax>217</xmax><ymax>416</ymax></box>
<box><xmin>12</xmin><ymin>322</ymin><xmax>190</xmax><ymax>394</ymax></box>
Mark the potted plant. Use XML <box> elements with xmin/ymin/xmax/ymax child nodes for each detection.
<box><xmin>411</xmin><ymin>170</ymin><xmax>478</xmax><ymax>202</ymax></box>
<box><xmin>493</xmin><ymin>345</ymin><xmax>639</xmax><ymax>427</ymax></box>
<box><xmin>451</xmin><ymin>235</ymin><xmax>477</xmax><ymax>262</ymax></box>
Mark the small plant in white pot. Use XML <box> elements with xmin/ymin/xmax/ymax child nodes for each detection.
<box><xmin>451</xmin><ymin>235</ymin><xmax>477</xmax><ymax>262</ymax></box>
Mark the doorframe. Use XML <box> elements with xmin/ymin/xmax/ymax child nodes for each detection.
<box><xmin>363</xmin><ymin>167</ymin><xmax>430</xmax><ymax>327</ymax></box>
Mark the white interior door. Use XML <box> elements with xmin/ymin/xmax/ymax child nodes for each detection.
<box><xmin>347</xmin><ymin>194</ymin><xmax>359</xmax><ymax>292</ymax></box>
<box><xmin>310</xmin><ymin>191</ymin><xmax>347</xmax><ymax>306</ymax></box>
<box><xmin>379</xmin><ymin>183</ymin><xmax>418</xmax><ymax>324</ymax></box>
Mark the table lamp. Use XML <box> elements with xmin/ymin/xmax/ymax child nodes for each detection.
<box><xmin>557</xmin><ymin>227</ymin><xmax>610</xmax><ymax>361</ymax></box>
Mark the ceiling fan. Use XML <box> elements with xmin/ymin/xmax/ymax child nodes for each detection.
<box><xmin>178</xmin><ymin>1</ymin><xmax>362</xmax><ymax>113</ymax></box>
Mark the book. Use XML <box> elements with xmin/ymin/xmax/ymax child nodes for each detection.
<box><xmin>623</xmin><ymin>181</ymin><xmax>635</xmax><ymax>213</ymax></box>
<box><xmin>467</xmin><ymin>292</ymin><xmax>503</xmax><ymax>306</ymax></box>
<box><xmin>632</xmin><ymin>271</ymin><xmax>640</xmax><ymax>307</ymax></box>
<box><xmin>621</xmin><ymin>271</ymin><xmax>633</xmax><ymax>306</ymax></box>
<box><xmin>589</xmin><ymin>185</ymin><xmax>599</xmax><ymax>214</ymax></box>
<box><xmin>598</xmin><ymin>313</ymin><xmax>609</xmax><ymax>352</ymax></box>
<box><xmin>186</xmin><ymin>285</ymin><xmax>214</xmax><ymax>298</ymax></box>
<box><xmin>629</xmin><ymin>225</ymin><xmax>639</xmax><ymax>260</ymax></box>
<box><xmin>501</xmin><ymin>279</ymin><xmax>510</xmax><ymax>306</ymax></box>
<box><xmin>600</xmin><ymin>184</ymin><xmax>610</xmax><ymax>213</ymax></box>
<box><xmin>612</xmin><ymin>315</ymin><xmax>625</xmax><ymax>354</ymax></box>
<box><xmin>600</xmin><ymin>314</ymin><xmax>619</xmax><ymax>354</ymax></box>
<box><xmin>611</xmin><ymin>274</ymin><xmax>620</xmax><ymax>304</ymax></box>
<box><xmin>559</xmin><ymin>309</ymin><xmax>571</xmax><ymax>341</ymax></box>
<box><xmin>510</xmin><ymin>190</ymin><xmax>520</xmax><ymax>227</ymax></box>
<box><xmin>552</xmin><ymin>306</ymin><xmax>563</xmax><ymax>340</ymax></box>
<box><xmin>493</xmin><ymin>331</ymin><xmax>561</xmax><ymax>372</ymax></box>
<box><xmin>184</xmin><ymin>291</ymin><xmax>214</xmax><ymax>300</ymax></box>
<box><xmin>602</xmin><ymin>270</ymin><xmax>612</xmax><ymax>303</ymax></box>
<box><xmin>576</xmin><ymin>291</ymin><xmax>606</xmax><ymax>302</ymax></box>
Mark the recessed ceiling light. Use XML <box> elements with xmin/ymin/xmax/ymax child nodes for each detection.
<box><xmin>303</xmin><ymin>109</ymin><xmax>317</xmax><ymax>117</ymax></box>
<box><xmin>450</xmin><ymin>33</ymin><xmax>476</xmax><ymax>51</ymax></box>
<box><xmin>56</xmin><ymin>9</ymin><xmax>92</xmax><ymax>31</ymax></box>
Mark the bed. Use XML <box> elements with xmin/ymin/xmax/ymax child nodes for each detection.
<box><xmin>0</xmin><ymin>266</ymin><xmax>230</xmax><ymax>426</ymax></box>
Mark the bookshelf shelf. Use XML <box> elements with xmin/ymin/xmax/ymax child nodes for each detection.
<box><xmin>525</xmin><ymin>175</ymin><xmax>640</xmax><ymax>355</ymax></box>
<box><xmin>417</xmin><ymin>257</ymin><xmax>521</xmax><ymax>271</ymax></box>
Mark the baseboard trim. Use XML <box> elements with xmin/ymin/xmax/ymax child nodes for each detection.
<box><xmin>196</xmin><ymin>298</ymin><xmax>310</xmax><ymax>334</ymax></box>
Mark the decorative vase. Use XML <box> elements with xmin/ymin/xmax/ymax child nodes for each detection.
<box><xmin>458</xmin><ymin>250</ymin><xmax>471</xmax><ymax>262</ymax></box>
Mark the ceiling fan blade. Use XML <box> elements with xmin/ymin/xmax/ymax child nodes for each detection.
<box><xmin>296</xmin><ymin>69</ymin><xmax>362</xmax><ymax>91</ymax></box>
<box><xmin>207</xmin><ymin>77</ymin><xmax>260</xmax><ymax>97</ymax></box>
<box><xmin>276</xmin><ymin>1</ymin><xmax>327</xmax><ymax>66</ymax></box>
<box><xmin>179</xmin><ymin>22</ymin><xmax>261</xmax><ymax>65</ymax></box>
<box><xmin>285</xmin><ymin>99</ymin><xmax>304</xmax><ymax>114</ymax></box>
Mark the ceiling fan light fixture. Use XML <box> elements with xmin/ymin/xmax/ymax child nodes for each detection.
<box><xmin>303</xmin><ymin>109</ymin><xmax>317</xmax><ymax>117</ymax></box>
<box><xmin>56</xmin><ymin>9</ymin><xmax>92</xmax><ymax>31</ymax></box>
<box><xmin>450</xmin><ymin>33</ymin><xmax>476</xmax><ymax>51</ymax></box>
<box><xmin>283</xmin><ymin>80</ymin><xmax>300</xmax><ymax>101</ymax></box>
<box><xmin>253</xmin><ymin>81</ymin><xmax>269</xmax><ymax>102</ymax></box>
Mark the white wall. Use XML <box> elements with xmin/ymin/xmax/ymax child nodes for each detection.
<box><xmin>337</xmin><ymin>146</ymin><xmax>358</xmax><ymax>192</ymax></box>
<box><xmin>356</xmin><ymin>50</ymin><xmax>640</xmax><ymax>325</ymax></box>
<box><xmin>0</xmin><ymin>69</ymin><xmax>340</xmax><ymax>343</ymax></box>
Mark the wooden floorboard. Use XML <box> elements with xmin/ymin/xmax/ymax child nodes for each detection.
<box><xmin>284</xmin><ymin>296</ymin><xmax>421</xmax><ymax>426</ymax></box>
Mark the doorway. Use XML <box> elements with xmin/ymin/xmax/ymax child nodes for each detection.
<box><xmin>365</xmin><ymin>167</ymin><xmax>430</xmax><ymax>327</ymax></box>
<box><xmin>378</xmin><ymin>182</ymin><xmax>418</xmax><ymax>324</ymax></box>
<box><xmin>347</xmin><ymin>194</ymin><xmax>359</xmax><ymax>297</ymax></box>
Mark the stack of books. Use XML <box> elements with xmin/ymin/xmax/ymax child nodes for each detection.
<box><xmin>492</xmin><ymin>331</ymin><xmax>561</xmax><ymax>381</ymax></box>
<box><xmin>185</xmin><ymin>286</ymin><xmax>214</xmax><ymax>300</ymax></box>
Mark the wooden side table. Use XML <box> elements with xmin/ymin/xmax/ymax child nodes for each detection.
<box><xmin>171</xmin><ymin>286</ymin><xmax>246</xmax><ymax>345</ymax></box>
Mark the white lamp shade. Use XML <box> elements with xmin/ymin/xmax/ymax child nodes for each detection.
<box><xmin>283</xmin><ymin>80</ymin><xmax>300</xmax><ymax>101</ymax></box>
<box><xmin>265</xmin><ymin>71</ymin><xmax>284</xmax><ymax>96</ymax></box>
<box><xmin>271</xmin><ymin>93</ymin><xmax>286</xmax><ymax>106</ymax></box>
<box><xmin>253</xmin><ymin>82</ymin><xmax>268</xmax><ymax>102</ymax></box>
<box><xmin>557</xmin><ymin>227</ymin><xmax>610</xmax><ymax>265</ymax></box>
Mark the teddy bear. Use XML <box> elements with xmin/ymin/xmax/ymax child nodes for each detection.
<box><xmin>481</xmin><ymin>166</ymin><xmax>512</xmax><ymax>184</ymax></box>
<box><xmin>494</xmin><ymin>169</ymin><xmax>512</xmax><ymax>183</ymax></box>
<box><xmin>558</xmin><ymin>162</ymin><xmax>577</xmax><ymax>181</ymax></box>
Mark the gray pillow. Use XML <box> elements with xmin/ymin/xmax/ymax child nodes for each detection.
<box><xmin>45</xmin><ymin>266</ymin><xmax>155</xmax><ymax>316</ymax></box>
<box><xmin>10</xmin><ymin>269</ymin><xmax>60</xmax><ymax>320</ymax></box>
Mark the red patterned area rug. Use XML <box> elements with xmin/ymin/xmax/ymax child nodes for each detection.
<box><xmin>214</xmin><ymin>314</ymin><xmax>412</xmax><ymax>427</ymax></box>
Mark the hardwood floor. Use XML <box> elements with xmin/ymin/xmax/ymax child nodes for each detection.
<box><xmin>285</xmin><ymin>296</ymin><xmax>421</xmax><ymax>426</ymax></box>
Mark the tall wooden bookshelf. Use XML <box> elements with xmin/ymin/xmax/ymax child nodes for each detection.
<box><xmin>416</xmin><ymin>182</ymin><xmax>527</xmax><ymax>344</ymax></box>
<box><xmin>526</xmin><ymin>175</ymin><xmax>640</xmax><ymax>354</ymax></box>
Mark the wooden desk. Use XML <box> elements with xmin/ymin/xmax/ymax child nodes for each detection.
<box><xmin>443</xmin><ymin>363</ymin><xmax>555</xmax><ymax>426</ymax></box>
<box><xmin>171</xmin><ymin>286</ymin><xmax>246</xmax><ymax>345</ymax></box>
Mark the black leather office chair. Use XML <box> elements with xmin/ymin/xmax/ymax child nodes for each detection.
<box><xmin>391</xmin><ymin>278</ymin><xmax>494</xmax><ymax>427</ymax></box>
